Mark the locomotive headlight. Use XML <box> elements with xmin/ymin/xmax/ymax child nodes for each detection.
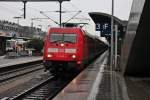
<box><xmin>72</xmin><ymin>55</ymin><xmax>76</xmax><ymax>59</ymax></box>
<box><xmin>47</xmin><ymin>54</ymin><xmax>52</xmax><ymax>58</ymax></box>
<box><xmin>60</xmin><ymin>43</ymin><xmax>64</xmax><ymax>47</ymax></box>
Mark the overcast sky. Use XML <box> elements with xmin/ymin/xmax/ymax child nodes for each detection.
<box><xmin>0</xmin><ymin>0</ymin><xmax>133</xmax><ymax>31</ymax></box>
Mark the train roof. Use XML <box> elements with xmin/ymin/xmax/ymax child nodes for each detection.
<box><xmin>48</xmin><ymin>27</ymin><xmax>81</xmax><ymax>31</ymax></box>
<box><xmin>89</xmin><ymin>12</ymin><xmax>127</xmax><ymax>26</ymax></box>
<box><xmin>48</xmin><ymin>27</ymin><xmax>104</xmax><ymax>42</ymax></box>
<box><xmin>49</xmin><ymin>27</ymin><xmax>93</xmax><ymax>36</ymax></box>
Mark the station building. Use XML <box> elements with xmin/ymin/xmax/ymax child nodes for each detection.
<box><xmin>0</xmin><ymin>20</ymin><xmax>45</xmax><ymax>56</ymax></box>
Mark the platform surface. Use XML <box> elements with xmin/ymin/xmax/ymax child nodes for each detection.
<box><xmin>0</xmin><ymin>56</ymin><xmax>42</xmax><ymax>68</ymax></box>
<box><xmin>53</xmin><ymin>51</ymin><xmax>115</xmax><ymax>100</ymax></box>
<box><xmin>54</xmin><ymin>50</ymin><xmax>150</xmax><ymax>100</ymax></box>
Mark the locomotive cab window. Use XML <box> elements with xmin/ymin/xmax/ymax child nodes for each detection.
<box><xmin>50</xmin><ymin>33</ymin><xmax>63</xmax><ymax>43</ymax></box>
<box><xmin>63</xmin><ymin>34</ymin><xmax>76</xmax><ymax>43</ymax></box>
<box><xmin>50</xmin><ymin>33</ymin><xmax>77</xmax><ymax>43</ymax></box>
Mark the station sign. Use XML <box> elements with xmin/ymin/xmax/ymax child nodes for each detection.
<box><xmin>95</xmin><ymin>22</ymin><xmax>111</xmax><ymax>37</ymax></box>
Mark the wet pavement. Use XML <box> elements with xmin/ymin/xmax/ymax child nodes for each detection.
<box><xmin>53</xmin><ymin>51</ymin><xmax>128</xmax><ymax>100</ymax></box>
<box><xmin>125</xmin><ymin>77</ymin><xmax>150</xmax><ymax>100</ymax></box>
<box><xmin>53</xmin><ymin>51</ymin><xmax>110</xmax><ymax>100</ymax></box>
<box><xmin>0</xmin><ymin>56</ymin><xmax>42</xmax><ymax>68</ymax></box>
<box><xmin>53</xmin><ymin>50</ymin><xmax>150</xmax><ymax>100</ymax></box>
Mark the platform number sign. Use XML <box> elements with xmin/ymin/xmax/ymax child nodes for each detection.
<box><xmin>95</xmin><ymin>22</ymin><xmax>111</xmax><ymax>37</ymax></box>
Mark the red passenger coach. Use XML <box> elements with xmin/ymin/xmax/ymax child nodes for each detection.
<box><xmin>43</xmin><ymin>27</ymin><xmax>107</xmax><ymax>76</ymax></box>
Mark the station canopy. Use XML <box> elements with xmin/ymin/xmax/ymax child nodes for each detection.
<box><xmin>89</xmin><ymin>12</ymin><xmax>127</xmax><ymax>39</ymax></box>
<box><xmin>89</xmin><ymin>12</ymin><xmax>126</xmax><ymax>26</ymax></box>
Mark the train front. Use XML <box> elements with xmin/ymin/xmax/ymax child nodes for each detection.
<box><xmin>43</xmin><ymin>28</ymin><xmax>83</xmax><ymax>75</ymax></box>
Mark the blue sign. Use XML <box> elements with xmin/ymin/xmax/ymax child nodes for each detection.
<box><xmin>95</xmin><ymin>22</ymin><xmax>111</xmax><ymax>37</ymax></box>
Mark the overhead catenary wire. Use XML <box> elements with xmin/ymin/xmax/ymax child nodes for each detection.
<box><xmin>63</xmin><ymin>10</ymin><xmax>82</xmax><ymax>24</ymax></box>
<box><xmin>42</xmin><ymin>10</ymin><xmax>79</xmax><ymax>13</ymax></box>
<box><xmin>69</xmin><ymin>2</ymin><xmax>88</xmax><ymax>19</ymax></box>
<box><xmin>26</xmin><ymin>6</ymin><xmax>60</xmax><ymax>26</ymax></box>
<box><xmin>39</xmin><ymin>11</ymin><xmax>59</xmax><ymax>26</ymax></box>
<box><xmin>0</xmin><ymin>2</ymin><xmax>91</xmax><ymax>29</ymax></box>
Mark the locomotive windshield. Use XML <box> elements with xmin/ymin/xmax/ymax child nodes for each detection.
<box><xmin>50</xmin><ymin>33</ymin><xmax>77</xmax><ymax>43</ymax></box>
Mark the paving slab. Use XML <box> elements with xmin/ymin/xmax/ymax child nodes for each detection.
<box><xmin>125</xmin><ymin>77</ymin><xmax>150</xmax><ymax>100</ymax></box>
<box><xmin>53</xmin><ymin>51</ymin><xmax>131</xmax><ymax>100</ymax></box>
<box><xmin>0</xmin><ymin>56</ymin><xmax>42</xmax><ymax>68</ymax></box>
<box><xmin>53</xmin><ymin>51</ymin><xmax>108</xmax><ymax>100</ymax></box>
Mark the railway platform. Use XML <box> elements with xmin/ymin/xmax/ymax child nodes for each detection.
<box><xmin>53</xmin><ymin>52</ymin><xmax>129</xmax><ymax>100</ymax></box>
<box><xmin>0</xmin><ymin>55</ymin><xmax>42</xmax><ymax>68</ymax></box>
<box><xmin>53</xmin><ymin>51</ymin><xmax>150</xmax><ymax>100</ymax></box>
<box><xmin>53</xmin><ymin>51</ymin><xmax>120</xmax><ymax>100</ymax></box>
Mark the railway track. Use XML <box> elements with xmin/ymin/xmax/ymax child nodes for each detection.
<box><xmin>0</xmin><ymin>60</ymin><xmax>77</xmax><ymax>100</ymax></box>
<box><xmin>9</xmin><ymin>76</ymin><xmax>54</xmax><ymax>100</ymax></box>
<box><xmin>2</xmin><ymin>75</ymin><xmax>72</xmax><ymax>100</ymax></box>
<box><xmin>0</xmin><ymin>61</ymin><xmax>43</xmax><ymax>84</ymax></box>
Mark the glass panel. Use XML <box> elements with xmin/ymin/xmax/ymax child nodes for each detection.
<box><xmin>50</xmin><ymin>33</ymin><xmax>63</xmax><ymax>43</ymax></box>
<box><xmin>64</xmin><ymin>34</ymin><xmax>76</xmax><ymax>43</ymax></box>
<box><xmin>50</xmin><ymin>33</ymin><xmax>77</xmax><ymax>43</ymax></box>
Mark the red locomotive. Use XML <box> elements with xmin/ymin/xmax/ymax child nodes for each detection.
<box><xmin>43</xmin><ymin>27</ymin><xmax>107</xmax><ymax>76</ymax></box>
